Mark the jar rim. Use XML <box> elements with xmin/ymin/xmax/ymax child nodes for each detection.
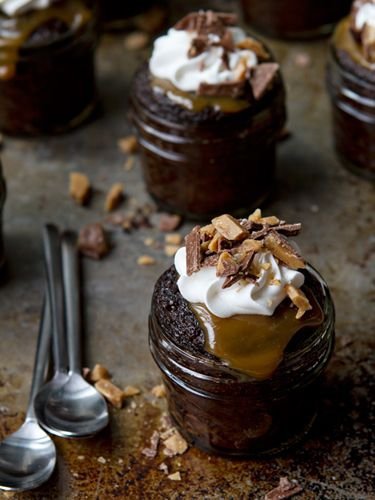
<box><xmin>150</xmin><ymin>263</ymin><xmax>335</xmax><ymax>385</ymax></box>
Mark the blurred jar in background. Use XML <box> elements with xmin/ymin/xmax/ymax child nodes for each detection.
<box><xmin>100</xmin><ymin>0</ymin><xmax>167</xmax><ymax>34</ymax></box>
<box><xmin>240</xmin><ymin>0</ymin><xmax>352</xmax><ymax>39</ymax></box>
<box><xmin>0</xmin><ymin>159</ymin><xmax>6</xmax><ymax>280</ymax></box>
<box><xmin>0</xmin><ymin>0</ymin><xmax>99</xmax><ymax>136</ymax></box>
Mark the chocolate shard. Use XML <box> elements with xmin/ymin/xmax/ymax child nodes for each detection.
<box><xmin>197</xmin><ymin>80</ymin><xmax>246</xmax><ymax>99</ymax></box>
<box><xmin>185</xmin><ymin>225</ymin><xmax>201</xmax><ymax>275</ymax></box>
<box><xmin>250</xmin><ymin>62</ymin><xmax>279</xmax><ymax>100</ymax></box>
<box><xmin>272</xmin><ymin>223</ymin><xmax>302</xmax><ymax>236</ymax></box>
<box><xmin>188</xmin><ymin>35</ymin><xmax>209</xmax><ymax>58</ymax></box>
<box><xmin>78</xmin><ymin>223</ymin><xmax>110</xmax><ymax>260</ymax></box>
<box><xmin>212</xmin><ymin>214</ymin><xmax>249</xmax><ymax>241</ymax></box>
<box><xmin>216</xmin><ymin>251</ymin><xmax>240</xmax><ymax>277</ymax></box>
<box><xmin>265</xmin><ymin>230</ymin><xmax>305</xmax><ymax>269</ymax></box>
<box><xmin>238</xmin><ymin>249</ymin><xmax>256</xmax><ymax>273</ymax></box>
<box><xmin>250</xmin><ymin>224</ymin><xmax>271</xmax><ymax>240</ymax></box>
<box><xmin>222</xmin><ymin>274</ymin><xmax>242</xmax><ymax>289</ymax></box>
<box><xmin>201</xmin><ymin>254</ymin><xmax>219</xmax><ymax>268</ymax></box>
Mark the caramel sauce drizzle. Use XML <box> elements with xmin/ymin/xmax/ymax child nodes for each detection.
<box><xmin>0</xmin><ymin>0</ymin><xmax>92</xmax><ymax>80</ymax></box>
<box><xmin>151</xmin><ymin>76</ymin><xmax>251</xmax><ymax>113</ymax></box>
<box><xmin>334</xmin><ymin>18</ymin><xmax>375</xmax><ymax>70</ymax></box>
<box><xmin>191</xmin><ymin>289</ymin><xmax>324</xmax><ymax>381</ymax></box>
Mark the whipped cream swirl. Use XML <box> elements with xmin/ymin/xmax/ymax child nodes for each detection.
<box><xmin>149</xmin><ymin>27</ymin><xmax>257</xmax><ymax>93</ymax></box>
<box><xmin>0</xmin><ymin>0</ymin><xmax>52</xmax><ymax>16</ymax></box>
<box><xmin>175</xmin><ymin>247</ymin><xmax>305</xmax><ymax>319</ymax></box>
<box><xmin>355</xmin><ymin>1</ymin><xmax>375</xmax><ymax>30</ymax></box>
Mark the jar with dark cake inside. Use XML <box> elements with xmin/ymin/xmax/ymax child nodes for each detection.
<box><xmin>240</xmin><ymin>0</ymin><xmax>352</xmax><ymax>39</ymax></box>
<box><xmin>0</xmin><ymin>160</ymin><xmax>6</xmax><ymax>280</ymax></box>
<box><xmin>0</xmin><ymin>0</ymin><xmax>99</xmax><ymax>136</ymax></box>
<box><xmin>130</xmin><ymin>11</ymin><xmax>286</xmax><ymax>220</ymax></box>
<box><xmin>327</xmin><ymin>2</ymin><xmax>375</xmax><ymax>181</ymax></box>
<box><xmin>149</xmin><ymin>212</ymin><xmax>335</xmax><ymax>456</ymax></box>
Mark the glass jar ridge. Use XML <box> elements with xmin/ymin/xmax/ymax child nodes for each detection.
<box><xmin>149</xmin><ymin>265</ymin><xmax>335</xmax><ymax>457</ymax></box>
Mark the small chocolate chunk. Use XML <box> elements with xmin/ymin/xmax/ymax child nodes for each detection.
<box><xmin>185</xmin><ymin>226</ymin><xmax>201</xmax><ymax>275</ymax></box>
<box><xmin>158</xmin><ymin>213</ymin><xmax>182</xmax><ymax>232</ymax></box>
<box><xmin>250</xmin><ymin>225</ymin><xmax>271</xmax><ymax>240</ymax></box>
<box><xmin>188</xmin><ymin>36</ymin><xmax>209</xmax><ymax>58</ymax></box>
<box><xmin>265</xmin><ymin>230</ymin><xmax>305</xmax><ymax>269</ymax></box>
<box><xmin>197</xmin><ymin>80</ymin><xmax>246</xmax><ymax>99</ymax></box>
<box><xmin>264</xmin><ymin>477</ymin><xmax>303</xmax><ymax>500</ymax></box>
<box><xmin>250</xmin><ymin>63</ymin><xmax>279</xmax><ymax>100</ymax></box>
<box><xmin>212</xmin><ymin>214</ymin><xmax>249</xmax><ymax>241</ymax></box>
<box><xmin>238</xmin><ymin>249</ymin><xmax>256</xmax><ymax>273</ymax></box>
<box><xmin>78</xmin><ymin>223</ymin><xmax>110</xmax><ymax>260</ymax></box>
<box><xmin>201</xmin><ymin>254</ymin><xmax>219</xmax><ymax>267</ymax></box>
<box><xmin>216</xmin><ymin>251</ymin><xmax>240</xmax><ymax>277</ymax></box>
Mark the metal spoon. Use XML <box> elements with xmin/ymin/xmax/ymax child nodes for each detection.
<box><xmin>0</xmin><ymin>301</ymin><xmax>56</xmax><ymax>492</ymax></box>
<box><xmin>35</xmin><ymin>226</ymin><xmax>108</xmax><ymax>437</ymax></box>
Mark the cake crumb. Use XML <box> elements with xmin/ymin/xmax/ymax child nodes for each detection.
<box><xmin>124</xmin><ymin>31</ymin><xmax>150</xmax><ymax>50</ymax></box>
<box><xmin>69</xmin><ymin>172</ymin><xmax>91</xmax><ymax>205</ymax></box>
<box><xmin>151</xmin><ymin>384</ymin><xmax>166</xmax><ymax>398</ymax></box>
<box><xmin>144</xmin><ymin>237</ymin><xmax>155</xmax><ymax>247</ymax></box>
<box><xmin>167</xmin><ymin>472</ymin><xmax>181</xmax><ymax>481</ymax></box>
<box><xmin>137</xmin><ymin>255</ymin><xmax>156</xmax><ymax>266</ymax></box>
<box><xmin>264</xmin><ymin>477</ymin><xmax>303</xmax><ymax>500</ymax></box>
<box><xmin>118</xmin><ymin>136</ymin><xmax>138</xmax><ymax>154</ymax></box>
<box><xmin>95</xmin><ymin>379</ymin><xmax>124</xmax><ymax>409</ymax></box>
<box><xmin>123</xmin><ymin>385</ymin><xmax>141</xmax><ymax>397</ymax></box>
<box><xmin>105</xmin><ymin>183</ymin><xmax>124</xmax><ymax>213</ymax></box>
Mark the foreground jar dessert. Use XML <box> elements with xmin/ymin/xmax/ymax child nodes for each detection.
<box><xmin>327</xmin><ymin>0</ymin><xmax>375</xmax><ymax>181</ymax></box>
<box><xmin>150</xmin><ymin>211</ymin><xmax>335</xmax><ymax>456</ymax></box>
<box><xmin>241</xmin><ymin>0</ymin><xmax>351</xmax><ymax>39</ymax></box>
<box><xmin>0</xmin><ymin>160</ymin><xmax>6</xmax><ymax>280</ymax></box>
<box><xmin>0</xmin><ymin>0</ymin><xmax>98</xmax><ymax>136</ymax></box>
<box><xmin>130</xmin><ymin>11</ymin><xmax>286</xmax><ymax>219</ymax></box>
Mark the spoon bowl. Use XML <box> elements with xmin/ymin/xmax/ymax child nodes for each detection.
<box><xmin>0</xmin><ymin>419</ymin><xmax>56</xmax><ymax>491</ymax></box>
<box><xmin>35</xmin><ymin>373</ymin><xmax>108</xmax><ymax>438</ymax></box>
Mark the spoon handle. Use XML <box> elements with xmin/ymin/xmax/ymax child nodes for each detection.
<box><xmin>26</xmin><ymin>298</ymin><xmax>51</xmax><ymax>420</ymax></box>
<box><xmin>42</xmin><ymin>224</ymin><xmax>67</xmax><ymax>373</ymax></box>
<box><xmin>62</xmin><ymin>230</ymin><xmax>82</xmax><ymax>374</ymax></box>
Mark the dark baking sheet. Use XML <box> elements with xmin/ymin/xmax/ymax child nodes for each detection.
<box><xmin>0</xmin><ymin>1</ymin><xmax>374</xmax><ymax>498</ymax></box>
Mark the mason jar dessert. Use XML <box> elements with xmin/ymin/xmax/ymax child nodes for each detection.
<box><xmin>149</xmin><ymin>210</ymin><xmax>335</xmax><ymax>456</ymax></box>
<box><xmin>327</xmin><ymin>0</ymin><xmax>375</xmax><ymax>181</ymax></box>
<box><xmin>130</xmin><ymin>11</ymin><xmax>286</xmax><ymax>219</ymax></box>
<box><xmin>0</xmin><ymin>160</ymin><xmax>6</xmax><ymax>280</ymax></box>
<box><xmin>0</xmin><ymin>0</ymin><xmax>98</xmax><ymax>136</ymax></box>
<box><xmin>241</xmin><ymin>0</ymin><xmax>352</xmax><ymax>39</ymax></box>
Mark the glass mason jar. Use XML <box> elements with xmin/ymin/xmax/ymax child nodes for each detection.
<box><xmin>149</xmin><ymin>265</ymin><xmax>335</xmax><ymax>457</ymax></box>
<box><xmin>0</xmin><ymin>160</ymin><xmax>6</xmax><ymax>280</ymax></box>
<box><xmin>240</xmin><ymin>0</ymin><xmax>351</xmax><ymax>39</ymax></box>
<box><xmin>0</xmin><ymin>0</ymin><xmax>99</xmax><ymax>136</ymax></box>
<box><xmin>327</xmin><ymin>31</ymin><xmax>375</xmax><ymax>181</ymax></box>
<box><xmin>130</xmin><ymin>66</ymin><xmax>286</xmax><ymax>220</ymax></box>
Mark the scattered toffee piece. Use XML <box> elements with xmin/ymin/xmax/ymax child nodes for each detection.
<box><xmin>78</xmin><ymin>223</ymin><xmax>110</xmax><ymax>260</ymax></box>
<box><xmin>250</xmin><ymin>63</ymin><xmax>279</xmax><ymax>101</ymax></box>
<box><xmin>264</xmin><ymin>477</ymin><xmax>303</xmax><ymax>500</ymax></box>
<box><xmin>184</xmin><ymin>210</ymin><xmax>311</xmax><ymax>316</ymax></box>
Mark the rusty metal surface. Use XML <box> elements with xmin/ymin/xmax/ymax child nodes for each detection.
<box><xmin>0</xmin><ymin>1</ymin><xmax>374</xmax><ymax>498</ymax></box>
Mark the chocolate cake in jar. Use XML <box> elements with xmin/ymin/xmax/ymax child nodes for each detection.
<box><xmin>0</xmin><ymin>0</ymin><xmax>99</xmax><ymax>136</ymax></box>
<box><xmin>149</xmin><ymin>210</ymin><xmax>335</xmax><ymax>456</ymax></box>
<box><xmin>240</xmin><ymin>0</ymin><xmax>352</xmax><ymax>39</ymax></box>
<box><xmin>327</xmin><ymin>0</ymin><xmax>375</xmax><ymax>181</ymax></box>
<box><xmin>130</xmin><ymin>11</ymin><xmax>286</xmax><ymax>220</ymax></box>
